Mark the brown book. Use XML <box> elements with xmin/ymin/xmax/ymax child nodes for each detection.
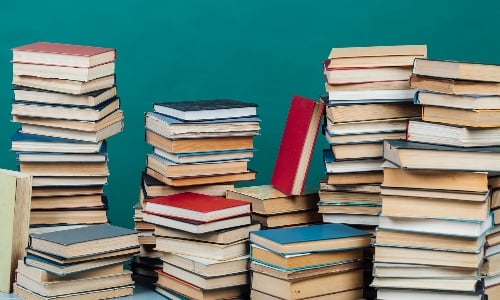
<box><xmin>12</xmin><ymin>75</ymin><xmax>115</xmax><ymax>95</ymax></box>
<box><xmin>327</xmin><ymin>171</ymin><xmax>383</xmax><ymax>185</ymax></box>
<box><xmin>331</xmin><ymin>142</ymin><xmax>383</xmax><ymax>160</ymax></box>
<box><xmin>422</xmin><ymin>105</ymin><xmax>500</xmax><ymax>127</ymax></box>
<box><xmin>29</xmin><ymin>209</ymin><xmax>108</xmax><ymax>226</ymax></box>
<box><xmin>19</xmin><ymin>161</ymin><xmax>109</xmax><ymax>177</ymax></box>
<box><xmin>31</xmin><ymin>194</ymin><xmax>104</xmax><ymax>209</ymax></box>
<box><xmin>324</xmin><ymin>66</ymin><xmax>413</xmax><ymax>85</ymax></box>
<box><xmin>326</xmin><ymin>80</ymin><xmax>410</xmax><ymax>91</ymax></box>
<box><xmin>413</xmin><ymin>58</ymin><xmax>500</xmax><ymax>82</ymax></box>
<box><xmin>318</xmin><ymin>204</ymin><xmax>381</xmax><ymax>215</ymax></box>
<box><xmin>146</xmin><ymin>130</ymin><xmax>254</xmax><ymax>153</ymax></box>
<box><xmin>410</xmin><ymin>74</ymin><xmax>500</xmax><ymax>96</ymax></box>
<box><xmin>325</xmin><ymin>131</ymin><xmax>405</xmax><ymax>145</ymax></box>
<box><xmin>146</xmin><ymin>167</ymin><xmax>256</xmax><ymax>187</ymax></box>
<box><xmin>319</xmin><ymin>190</ymin><xmax>382</xmax><ymax>204</ymax></box>
<box><xmin>252</xmin><ymin>210</ymin><xmax>322</xmax><ymax>228</ymax></box>
<box><xmin>163</xmin><ymin>252</ymin><xmax>248</xmax><ymax>277</ymax></box>
<box><xmin>226</xmin><ymin>185</ymin><xmax>319</xmax><ymax>215</ymax></box>
<box><xmin>319</xmin><ymin>181</ymin><xmax>381</xmax><ymax>194</ymax></box>
<box><xmin>31</xmin><ymin>186</ymin><xmax>104</xmax><ymax>197</ymax></box>
<box><xmin>250</xmin><ymin>288</ymin><xmax>363</xmax><ymax>300</ymax></box>
<box><xmin>328</xmin><ymin>45</ymin><xmax>427</xmax><ymax>61</ymax></box>
<box><xmin>13</xmin><ymin>284</ymin><xmax>133</xmax><ymax>300</ymax></box>
<box><xmin>326</xmin><ymin>102</ymin><xmax>420</xmax><ymax>123</ymax></box>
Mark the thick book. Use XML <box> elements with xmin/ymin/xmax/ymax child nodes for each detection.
<box><xmin>163</xmin><ymin>253</ymin><xmax>248</xmax><ymax>277</ymax></box>
<box><xmin>271</xmin><ymin>95</ymin><xmax>325</xmax><ymax>195</ymax></box>
<box><xmin>156</xmin><ymin>237</ymin><xmax>247</xmax><ymax>261</ymax></box>
<box><xmin>407</xmin><ymin>119</ymin><xmax>500</xmax><ymax>147</ymax></box>
<box><xmin>31</xmin><ymin>194</ymin><xmax>105</xmax><ymax>210</ymax></box>
<box><xmin>143</xmin><ymin>192</ymin><xmax>251</xmax><ymax>222</ymax></box>
<box><xmin>12</xmin><ymin>42</ymin><xmax>115</xmax><ymax>67</ymax></box>
<box><xmin>13</xmin><ymin>61</ymin><xmax>115</xmax><ymax>82</ymax></box>
<box><xmin>323</xmin><ymin>65</ymin><xmax>413</xmax><ymax>85</ymax></box>
<box><xmin>145</xmin><ymin>167</ymin><xmax>256</xmax><ymax>187</ymax></box>
<box><xmin>19</xmin><ymin>161</ymin><xmax>109</xmax><ymax>177</ymax></box>
<box><xmin>11</xmin><ymin>130</ymin><xmax>102</xmax><ymax>153</ymax></box>
<box><xmin>28</xmin><ymin>223</ymin><xmax>139</xmax><ymax>258</ymax></box>
<box><xmin>413</xmin><ymin>58</ymin><xmax>500</xmax><ymax>82</ymax></box>
<box><xmin>17</xmin><ymin>141</ymin><xmax>108</xmax><ymax>162</ymax></box>
<box><xmin>252</xmin><ymin>209</ymin><xmax>323</xmax><ymax>228</ymax></box>
<box><xmin>422</xmin><ymin>105</ymin><xmax>500</xmax><ymax>127</ymax></box>
<box><xmin>153</xmin><ymin>147</ymin><xmax>254</xmax><ymax>164</ymax></box>
<box><xmin>29</xmin><ymin>208</ymin><xmax>109</xmax><ymax>226</ymax></box>
<box><xmin>410</xmin><ymin>73</ymin><xmax>500</xmax><ymax>96</ymax></box>
<box><xmin>13</xmin><ymin>85</ymin><xmax>117</xmax><ymax>107</ymax></box>
<box><xmin>0</xmin><ymin>169</ymin><xmax>32</xmax><ymax>293</ymax></box>
<box><xmin>325</xmin><ymin>88</ymin><xmax>416</xmax><ymax>105</ymax></box>
<box><xmin>323</xmin><ymin>149</ymin><xmax>384</xmax><ymax>174</ymax></box>
<box><xmin>12</xmin><ymin>74</ymin><xmax>115</xmax><ymax>95</ymax></box>
<box><xmin>324</xmin><ymin>117</ymin><xmax>409</xmax><ymax>136</ymax></box>
<box><xmin>153</xmin><ymin>99</ymin><xmax>258</xmax><ymax>121</ymax></box>
<box><xmin>325</xmin><ymin>102</ymin><xmax>420</xmax><ymax>123</ymax></box>
<box><xmin>226</xmin><ymin>185</ymin><xmax>319</xmax><ymax>215</ymax></box>
<box><xmin>141</xmin><ymin>172</ymin><xmax>233</xmax><ymax>197</ymax></box>
<box><xmin>330</xmin><ymin>142</ymin><xmax>383</xmax><ymax>160</ymax></box>
<box><xmin>371</xmin><ymin>276</ymin><xmax>484</xmax><ymax>293</ymax></box>
<box><xmin>415</xmin><ymin>90</ymin><xmax>500</xmax><ymax>110</ymax></box>
<box><xmin>376</xmin><ymin>288</ymin><xmax>485</xmax><ymax>300</ymax></box>
<box><xmin>13</xmin><ymin>283</ymin><xmax>133</xmax><ymax>300</ymax></box>
<box><xmin>249</xmin><ymin>223</ymin><xmax>371</xmax><ymax>254</ymax></box>
<box><xmin>328</xmin><ymin>45</ymin><xmax>427</xmax><ymax>61</ymax></box>
<box><xmin>383</xmin><ymin>139</ymin><xmax>500</xmax><ymax>172</ymax></box>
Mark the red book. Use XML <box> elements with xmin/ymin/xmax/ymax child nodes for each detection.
<box><xmin>143</xmin><ymin>192</ymin><xmax>251</xmax><ymax>222</ymax></box>
<box><xmin>12</xmin><ymin>42</ymin><xmax>115</xmax><ymax>68</ymax></box>
<box><xmin>271</xmin><ymin>95</ymin><xmax>325</xmax><ymax>195</ymax></box>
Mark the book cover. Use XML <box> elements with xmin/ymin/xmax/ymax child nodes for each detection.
<box><xmin>271</xmin><ymin>95</ymin><xmax>325</xmax><ymax>195</ymax></box>
<box><xmin>143</xmin><ymin>192</ymin><xmax>251</xmax><ymax>222</ymax></box>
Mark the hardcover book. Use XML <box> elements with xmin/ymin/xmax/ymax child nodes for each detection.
<box><xmin>153</xmin><ymin>99</ymin><xmax>258</xmax><ymax>121</ymax></box>
<box><xmin>410</xmin><ymin>74</ymin><xmax>500</xmax><ymax>96</ymax></box>
<box><xmin>13</xmin><ymin>61</ymin><xmax>115</xmax><ymax>82</ymax></box>
<box><xmin>13</xmin><ymin>85</ymin><xmax>117</xmax><ymax>107</ymax></box>
<box><xmin>413</xmin><ymin>58</ymin><xmax>500</xmax><ymax>82</ymax></box>
<box><xmin>11</xmin><ymin>130</ymin><xmax>102</xmax><ymax>153</ymax></box>
<box><xmin>271</xmin><ymin>95</ymin><xmax>325</xmax><ymax>195</ymax></box>
<box><xmin>12</xmin><ymin>74</ymin><xmax>115</xmax><ymax>95</ymax></box>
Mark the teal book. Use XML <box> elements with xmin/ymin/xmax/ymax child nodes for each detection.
<box><xmin>249</xmin><ymin>223</ymin><xmax>371</xmax><ymax>255</ymax></box>
<box><xmin>29</xmin><ymin>224</ymin><xmax>139</xmax><ymax>258</ymax></box>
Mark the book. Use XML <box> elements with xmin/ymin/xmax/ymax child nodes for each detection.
<box><xmin>13</xmin><ymin>86</ymin><xmax>117</xmax><ymax>107</ymax></box>
<box><xmin>249</xmin><ymin>223</ymin><xmax>371</xmax><ymax>254</ymax></box>
<box><xmin>163</xmin><ymin>253</ymin><xmax>248</xmax><ymax>277</ymax></box>
<box><xmin>375</xmin><ymin>288</ymin><xmax>485</xmax><ymax>300</ymax></box>
<box><xmin>381</xmin><ymin>186</ymin><xmax>489</xmax><ymax>201</ymax></box>
<box><xmin>31</xmin><ymin>176</ymin><xmax>108</xmax><ymax>187</ymax></box>
<box><xmin>162</xmin><ymin>263</ymin><xmax>248</xmax><ymax>290</ymax></box>
<box><xmin>371</xmin><ymin>277</ymin><xmax>484</xmax><ymax>293</ymax></box>
<box><xmin>12</xmin><ymin>97</ymin><xmax>120</xmax><ymax>121</ymax></box>
<box><xmin>17</xmin><ymin>141</ymin><xmax>107</xmax><ymax>162</ymax></box>
<box><xmin>271</xmin><ymin>95</ymin><xmax>325</xmax><ymax>195</ymax></box>
<box><xmin>13</xmin><ymin>109</ymin><xmax>124</xmax><ymax>133</ymax></box>
<box><xmin>330</xmin><ymin>142</ymin><xmax>383</xmax><ymax>159</ymax></box>
<box><xmin>154</xmin><ymin>222</ymin><xmax>260</xmax><ymax>244</ymax></box>
<box><xmin>25</xmin><ymin>246</ymin><xmax>139</xmax><ymax>265</ymax></box>
<box><xmin>225</xmin><ymin>185</ymin><xmax>319</xmax><ymax>214</ymax></box>
<box><xmin>375</xmin><ymin>228</ymin><xmax>483</xmax><ymax>252</ymax></box>
<box><xmin>13</xmin><ymin>284</ymin><xmax>133</xmax><ymax>300</ymax></box>
<box><xmin>31</xmin><ymin>194</ymin><xmax>104</xmax><ymax>210</ymax></box>
<box><xmin>323</xmin><ymin>149</ymin><xmax>384</xmax><ymax>173</ymax></box>
<box><xmin>324</xmin><ymin>117</ymin><xmax>409</xmax><ymax>135</ymax></box>
<box><xmin>0</xmin><ymin>169</ymin><xmax>32</xmax><ymax>293</ymax></box>
<box><xmin>317</xmin><ymin>203</ymin><xmax>381</xmax><ymax>215</ymax></box>
<box><xmin>319</xmin><ymin>181</ymin><xmax>381</xmax><ymax>193</ymax></box>
<box><xmin>322</xmin><ymin>214</ymin><xmax>379</xmax><ymax>226</ymax></box>
<box><xmin>29</xmin><ymin>209</ymin><xmax>108</xmax><ymax>226</ymax></box>
<box><xmin>327</xmin><ymin>80</ymin><xmax>410</xmax><ymax>91</ymax></box>
<box><xmin>19</xmin><ymin>161</ymin><xmax>109</xmax><ymax>176</ymax></box>
<box><xmin>326</xmin><ymin>171</ymin><xmax>383</xmax><ymax>185</ymax></box>
<box><xmin>142</xmin><ymin>212</ymin><xmax>251</xmax><ymax>234</ymax></box>
<box><xmin>155</xmin><ymin>270</ymin><xmax>248</xmax><ymax>300</ymax></box>
<box><xmin>141</xmin><ymin>172</ymin><xmax>233</xmax><ymax>197</ymax></box>
<box><xmin>250</xmin><ymin>243</ymin><xmax>363</xmax><ymax>270</ymax></box>
<box><xmin>12</xmin><ymin>74</ymin><xmax>115</xmax><ymax>95</ymax></box>
<box><xmin>328</xmin><ymin>45</ymin><xmax>427</xmax><ymax>62</ymax></box>
<box><xmin>373</xmin><ymin>262</ymin><xmax>479</xmax><ymax>278</ymax></box>
<box><xmin>13</xmin><ymin>61</ymin><xmax>115</xmax><ymax>82</ymax></box>
<box><xmin>28</xmin><ymin>224</ymin><xmax>138</xmax><ymax>258</ymax></box>
<box><xmin>153</xmin><ymin>99</ymin><xmax>258</xmax><ymax>121</ymax></box>
<box><xmin>382</xmin><ymin>162</ymin><xmax>488</xmax><ymax>192</ymax></box>
<box><xmin>407</xmin><ymin>119</ymin><xmax>500</xmax><ymax>147</ymax></box>
<box><xmin>325</xmin><ymin>89</ymin><xmax>415</xmax><ymax>104</ymax></box>
<box><xmin>384</xmin><ymin>139</ymin><xmax>500</xmax><ymax>171</ymax></box>
<box><xmin>153</xmin><ymin>147</ymin><xmax>254</xmax><ymax>164</ymax></box>
<box><xmin>250</xmin><ymin>288</ymin><xmax>364</xmax><ymax>300</ymax></box>
<box><xmin>378</xmin><ymin>214</ymin><xmax>493</xmax><ymax>238</ymax></box>
<box><xmin>146</xmin><ymin>130</ymin><xmax>254</xmax><ymax>153</ymax></box>
<box><xmin>410</xmin><ymin>73</ymin><xmax>500</xmax><ymax>96</ymax></box>
<box><xmin>413</xmin><ymin>58</ymin><xmax>500</xmax><ymax>82</ymax></box>
<box><xmin>374</xmin><ymin>245</ymin><xmax>483</xmax><ymax>268</ymax></box>
<box><xmin>143</xmin><ymin>192</ymin><xmax>251</xmax><ymax>222</ymax></box>
<box><xmin>20</xmin><ymin>120</ymin><xmax>123</xmax><ymax>142</ymax></box>
<box><xmin>324</xmin><ymin>65</ymin><xmax>413</xmax><ymax>84</ymax></box>
<box><xmin>11</xmin><ymin>130</ymin><xmax>103</xmax><ymax>153</ymax></box>
<box><xmin>251</xmin><ymin>268</ymin><xmax>363</xmax><ymax>299</ymax></box>
<box><xmin>145</xmin><ymin>112</ymin><xmax>260</xmax><ymax>138</ymax></box>
<box><xmin>31</xmin><ymin>186</ymin><xmax>104</xmax><ymax>197</ymax></box>
<box><xmin>325</xmin><ymin>102</ymin><xmax>420</xmax><ymax>123</ymax></box>
<box><xmin>422</xmin><ymin>105</ymin><xmax>500</xmax><ymax>127</ymax></box>
<box><xmin>145</xmin><ymin>167</ymin><xmax>256</xmax><ymax>187</ymax></box>
<box><xmin>12</xmin><ymin>42</ymin><xmax>115</xmax><ymax>68</ymax></box>
<box><xmin>319</xmin><ymin>190</ymin><xmax>382</xmax><ymax>205</ymax></box>
<box><xmin>146</xmin><ymin>153</ymin><xmax>248</xmax><ymax>178</ymax></box>
<box><xmin>415</xmin><ymin>90</ymin><xmax>500</xmax><ymax>110</ymax></box>
<box><xmin>252</xmin><ymin>209</ymin><xmax>323</xmax><ymax>228</ymax></box>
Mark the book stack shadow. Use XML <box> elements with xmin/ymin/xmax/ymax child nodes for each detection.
<box><xmin>248</xmin><ymin>223</ymin><xmax>372</xmax><ymax>299</ymax></box>
<box><xmin>320</xmin><ymin>45</ymin><xmax>427</xmax><ymax>299</ymax></box>
<box><xmin>13</xmin><ymin>224</ymin><xmax>139</xmax><ymax>300</ymax></box>
<box><xmin>371</xmin><ymin>58</ymin><xmax>500</xmax><ymax>299</ymax></box>
<box><xmin>131</xmin><ymin>99</ymin><xmax>260</xmax><ymax>290</ymax></box>
<box><xmin>10</xmin><ymin>42</ymin><xmax>124</xmax><ymax>229</ymax></box>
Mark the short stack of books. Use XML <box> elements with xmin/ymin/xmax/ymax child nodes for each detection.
<box><xmin>13</xmin><ymin>224</ymin><xmax>139</xmax><ymax>299</ymax></box>
<box><xmin>226</xmin><ymin>185</ymin><xmax>321</xmax><ymax>228</ymax></box>
<box><xmin>319</xmin><ymin>44</ymin><xmax>426</xmax><ymax>228</ymax></box>
<box><xmin>249</xmin><ymin>223</ymin><xmax>372</xmax><ymax>299</ymax></box>
<box><xmin>141</xmin><ymin>192</ymin><xmax>258</xmax><ymax>299</ymax></box>
<box><xmin>372</xmin><ymin>58</ymin><xmax>500</xmax><ymax>299</ymax></box>
<box><xmin>10</xmin><ymin>42</ymin><xmax>124</xmax><ymax>228</ymax></box>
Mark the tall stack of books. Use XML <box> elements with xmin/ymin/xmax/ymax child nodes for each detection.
<box><xmin>372</xmin><ymin>58</ymin><xmax>500</xmax><ymax>299</ymax></box>
<box><xmin>249</xmin><ymin>223</ymin><xmax>372</xmax><ymax>299</ymax></box>
<box><xmin>13</xmin><ymin>224</ymin><xmax>139</xmax><ymax>299</ymax></box>
<box><xmin>141</xmin><ymin>192</ymin><xmax>257</xmax><ymax>299</ymax></box>
<box><xmin>319</xmin><ymin>44</ymin><xmax>426</xmax><ymax>227</ymax></box>
<box><xmin>10</xmin><ymin>42</ymin><xmax>123</xmax><ymax>228</ymax></box>
<box><xmin>131</xmin><ymin>98</ymin><xmax>261</xmax><ymax>284</ymax></box>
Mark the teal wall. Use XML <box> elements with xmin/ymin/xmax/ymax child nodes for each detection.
<box><xmin>1</xmin><ymin>1</ymin><xmax>499</xmax><ymax>228</ymax></box>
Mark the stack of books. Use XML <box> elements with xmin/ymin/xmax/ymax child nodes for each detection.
<box><xmin>226</xmin><ymin>185</ymin><xmax>321</xmax><ymax>228</ymax></box>
<box><xmin>249</xmin><ymin>223</ymin><xmax>372</xmax><ymax>299</ymax></box>
<box><xmin>141</xmin><ymin>192</ymin><xmax>258</xmax><ymax>298</ymax></box>
<box><xmin>372</xmin><ymin>58</ymin><xmax>500</xmax><ymax>299</ymax></box>
<box><xmin>319</xmin><ymin>44</ymin><xmax>426</xmax><ymax>227</ymax></box>
<box><xmin>10</xmin><ymin>42</ymin><xmax>123</xmax><ymax>228</ymax></box>
<box><xmin>13</xmin><ymin>224</ymin><xmax>139</xmax><ymax>299</ymax></box>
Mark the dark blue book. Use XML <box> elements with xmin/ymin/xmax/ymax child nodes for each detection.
<box><xmin>249</xmin><ymin>223</ymin><xmax>371</xmax><ymax>254</ymax></box>
<box><xmin>16</xmin><ymin>140</ymin><xmax>108</xmax><ymax>162</ymax></box>
<box><xmin>11</xmin><ymin>130</ymin><xmax>103</xmax><ymax>153</ymax></box>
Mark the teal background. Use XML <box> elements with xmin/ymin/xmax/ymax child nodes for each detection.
<box><xmin>0</xmin><ymin>0</ymin><xmax>499</xmax><ymax>229</ymax></box>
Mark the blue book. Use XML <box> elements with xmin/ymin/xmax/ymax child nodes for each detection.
<box><xmin>249</xmin><ymin>223</ymin><xmax>371</xmax><ymax>254</ymax></box>
<box><xmin>16</xmin><ymin>140</ymin><xmax>108</xmax><ymax>162</ymax></box>
<box><xmin>147</xmin><ymin>111</ymin><xmax>261</xmax><ymax>124</ymax></box>
<box><xmin>11</xmin><ymin>130</ymin><xmax>103</xmax><ymax>153</ymax></box>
